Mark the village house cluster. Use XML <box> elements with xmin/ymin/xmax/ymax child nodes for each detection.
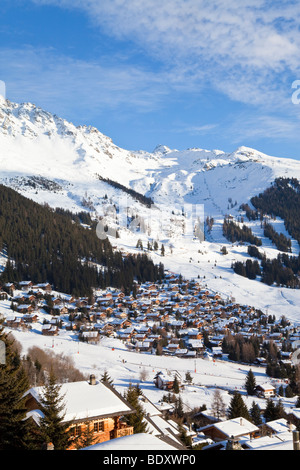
<box><xmin>1</xmin><ymin>272</ymin><xmax>300</xmax><ymax>367</ymax></box>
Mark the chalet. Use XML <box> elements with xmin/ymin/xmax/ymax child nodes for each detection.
<box><xmin>81</xmin><ymin>331</ymin><xmax>100</xmax><ymax>344</ymax></box>
<box><xmin>199</xmin><ymin>417</ymin><xmax>259</xmax><ymax>443</ymax></box>
<box><xmin>16</xmin><ymin>304</ymin><xmax>34</xmax><ymax>314</ymax></box>
<box><xmin>52</xmin><ymin>305</ymin><xmax>68</xmax><ymax>315</ymax></box>
<box><xmin>211</xmin><ymin>346</ymin><xmax>223</xmax><ymax>358</ymax></box>
<box><xmin>255</xmin><ymin>383</ymin><xmax>276</xmax><ymax>398</ymax></box>
<box><xmin>154</xmin><ymin>371</ymin><xmax>182</xmax><ymax>391</ymax></box>
<box><xmin>262</xmin><ymin>418</ymin><xmax>296</xmax><ymax>436</ymax></box>
<box><xmin>42</xmin><ymin>324</ymin><xmax>59</xmax><ymax>336</ymax></box>
<box><xmin>23</xmin><ymin>375</ymin><xmax>135</xmax><ymax>449</ymax></box>
<box><xmin>5</xmin><ymin>315</ymin><xmax>24</xmax><ymax>329</ymax></box>
<box><xmin>0</xmin><ymin>290</ymin><xmax>8</xmax><ymax>300</ymax></box>
<box><xmin>135</xmin><ymin>340</ymin><xmax>153</xmax><ymax>352</ymax></box>
<box><xmin>18</xmin><ymin>281</ymin><xmax>33</xmax><ymax>291</ymax></box>
<box><xmin>23</xmin><ymin>313</ymin><xmax>39</xmax><ymax>323</ymax></box>
<box><xmin>35</xmin><ymin>283</ymin><xmax>52</xmax><ymax>292</ymax></box>
<box><xmin>187</xmin><ymin>339</ymin><xmax>205</xmax><ymax>355</ymax></box>
<box><xmin>167</xmin><ymin>342</ymin><xmax>180</xmax><ymax>354</ymax></box>
<box><xmin>4</xmin><ymin>282</ymin><xmax>16</xmax><ymax>296</ymax></box>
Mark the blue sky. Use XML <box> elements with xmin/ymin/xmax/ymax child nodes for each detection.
<box><xmin>1</xmin><ymin>0</ymin><xmax>300</xmax><ymax>158</ymax></box>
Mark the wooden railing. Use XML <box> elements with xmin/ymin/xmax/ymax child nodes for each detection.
<box><xmin>115</xmin><ymin>426</ymin><xmax>134</xmax><ymax>438</ymax></box>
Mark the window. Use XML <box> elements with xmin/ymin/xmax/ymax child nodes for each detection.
<box><xmin>93</xmin><ymin>420</ymin><xmax>104</xmax><ymax>433</ymax></box>
<box><xmin>71</xmin><ymin>425</ymin><xmax>82</xmax><ymax>436</ymax></box>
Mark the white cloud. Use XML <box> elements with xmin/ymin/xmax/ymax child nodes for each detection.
<box><xmin>28</xmin><ymin>0</ymin><xmax>300</xmax><ymax>111</ymax></box>
<box><xmin>228</xmin><ymin>112</ymin><xmax>300</xmax><ymax>143</ymax></box>
<box><xmin>30</xmin><ymin>0</ymin><xmax>300</xmax><ymax>69</ymax></box>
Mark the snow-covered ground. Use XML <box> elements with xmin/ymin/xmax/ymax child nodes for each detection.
<box><xmin>4</xmin><ymin>319</ymin><xmax>296</xmax><ymax>417</ymax></box>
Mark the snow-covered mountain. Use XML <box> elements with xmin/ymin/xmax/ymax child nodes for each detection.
<box><xmin>1</xmin><ymin>96</ymin><xmax>300</xmax><ymax>323</ymax></box>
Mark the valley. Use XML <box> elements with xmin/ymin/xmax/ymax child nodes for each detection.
<box><xmin>1</xmin><ymin>97</ymin><xmax>300</xmax><ymax>450</ymax></box>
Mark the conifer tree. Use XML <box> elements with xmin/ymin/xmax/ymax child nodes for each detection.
<box><xmin>178</xmin><ymin>423</ymin><xmax>192</xmax><ymax>448</ymax></box>
<box><xmin>227</xmin><ymin>391</ymin><xmax>250</xmax><ymax>420</ymax></box>
<box><xmin>123</xmin><ymin>383</ymin><xmax>148</xmax><ymax>434</ymax></box>
<box><xmin>174</xmin><ymin>395</ymin><xmax>184</xmax><ymax>419</ymax></box>
<box><xmin>100</xmin><ymin>369</ymin><xmax>114</xmax><ymax>386</ymax></box>
<box><xmin>245</xmin><ymin>369</ymin><xmax>257</xmax><ymax>395</ymax></box>
<box><xmin>173</xmin><ymin>374</ymin><xmax>180</xmax><ymax>394</ymax></box>
<box><xmin>38</xmin><ymin>369</ymin><xmax>72</xmax><ymax>450</ymax></box>
<box><xmin>264</xmin><ymin>398</ymin><xmax>277</xmax><ymax>422</ymax></box>
<box><xmin>74</xmin><ymin>419</ymin><xmax>96</xmax><ymax>450</ymax></box>
<box><xmin>0</xmin><ymin>323</ymin><xmax>30</xmax><ymax>450</ymax></box>
<box><xmin>249</xmin><ymin>401</ymin><xmax>262</xmax><ymax>426</ymax></box>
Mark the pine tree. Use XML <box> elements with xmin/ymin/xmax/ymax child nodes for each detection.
<box><xmin>0</xmin><ymin>323</ymin><xmax>31</xmax><ymax>450</ymax></box>
<box><xmin>227</xmin><ymin>391</ymin><xmax>250</xmax><ymax>420</ymax></box>
<box><xmin>245</xmin><ymin>369</ymin><xmax>256</xmax><ymax>395</ymax></box>
<box><xmin>173</xmin><ymin>374</ymin><xmax>180</xmax><ymax>393</ymax></box>
<box><xmin>174</xmin><ymin>395</ymin><xmax>184</xmax><ymax>419</ymax></box>
<box><xmin>185</xmin><ymin>371</ymin><xmax>193</xmax><ymax>384</ymax></box>
<box><xmin>249</xmin><ymin>401</ymin><xmax>262</xmax><ymax>426</ymax></box>
<box><xmin>123</xmin><ymin>384</ymin><xmax>148</xmax><ymax>434</ymax></box>
<box><xmin>178</xmin><ymin>423</ymin><xmax>192</xmax><ymax>448</ymax></box>
<box><xmin>275</xmin><ymin>399</ymin><xmax>285</xmax><ymax>420</ymax></box>
<box><xmin>100</xmin><ymin>369</ymin><xmax>114</xmax><ymax>386</ymax></box>
<box><xmin>38</xmin><ymin>369</ymin><xmax>72</xmax><ymax>450</ymax></box>
<box><xmin>264</xmin><ymin>398</ymin><xmax>277</xmax><ymax>422</ymax></box>
<box><xmin>74</xmin><ymin>420</ymin><xmax>96</xmax><ymax>450</ymax></box>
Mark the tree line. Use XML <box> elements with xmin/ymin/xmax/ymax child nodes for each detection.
<box><xmin>223</xmin><ymin>218</ymin><xmax>262</xmax><ymax>246</ymax></box>
<box><xmin>97</xmin><ymin>175</ymin><xmax>154</xmax><ymax>208</ymax></box>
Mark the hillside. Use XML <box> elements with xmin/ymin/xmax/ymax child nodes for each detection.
<box><xmin>0</xmin><ymin>184</ymin><xmax>163</xmax><ymax>296</ymax></box>
<box><xmin>1</xmin><ymin>96</ymin><xmax>300</xmax><ymax>324</ymax></box>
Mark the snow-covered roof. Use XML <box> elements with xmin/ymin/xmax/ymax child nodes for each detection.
<box><xmin>242</xmin><ymin>431</ymin><xmax>294</xmax><ymax>450</ymax></box>
<box><xmin>265</xmin><ymin>418</ymin><xmax>295</xmax><ymax>434</ymax></box>
<box><xmin>81</xmin><ymin>432</ymin><xmax>182</xmax><ymax>450</ymax></box>
<box><xmin>201</xmin><ymin>417</ymin><xmax>259</xmax><ymax>438</ymax></box>
<box><xmin>24</xmin><ymin>378</ymin><xmax>134</xmax><ymax>423</ymax></box>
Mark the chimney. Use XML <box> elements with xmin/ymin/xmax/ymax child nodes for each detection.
<box><xmin>89</xmin><ymin>374</ymin><xmax>96</xmax><ymax>385</ymax></box>
<box><xmin>240</xmin><ymin>418</ymin><xmax>243</xmax><ymax>426</ymax></box>
<box><xmin>293</xmin><ymin>431</ymin><xmax>300</xmax><ymax>450</ymax></box>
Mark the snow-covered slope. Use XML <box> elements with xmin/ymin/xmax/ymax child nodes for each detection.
<box><xmin>1</xmin><ymin>96</ymin><xmax>300</xmax><ymax>323</ymax></box>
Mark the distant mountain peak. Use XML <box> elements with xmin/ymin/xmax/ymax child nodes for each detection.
<box><xmin>152</xmin><ymin>144</ymin><xmax>173</xmax><ymax>154</ymax></box>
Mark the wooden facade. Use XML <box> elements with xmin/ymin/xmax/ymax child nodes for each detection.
<box><xmin>24</xmin><ymin>376</ymin><xmax>135</xmax><ymax>450</ymax></box>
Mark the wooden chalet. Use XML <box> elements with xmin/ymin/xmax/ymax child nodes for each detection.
<box><xmin>154</xmin><ymin>371</ymin><xmax>182</xmax><ymax>391</ymax></box>
<box><xmin>199</xmin><ymin>417</ymin><xmax>259</xmax><ymax>443</ymax></box>
<box><xmin>81</xmin><ymin>330</ymin><xmax>100</xmax><ymax>344</ymax></box>
<box><xmin>41</xmin><ymin>324</ymin><xmax>59</xmax><ymax>336</ymax></box>
<box><xmin>255</xmin><ymin>383</ymin><xmax>276</xmax><ymax>398</ymax></box>
<box><xmin>24</xmin><ymin>375</ymin><xmax>135</xmax><ymax>449</ymax></box>
<box><xmin>3</xmin><ymin>283</ymin><xmax>16</xmax><ymax>296</ymax></box>
<box><xmin>0</xmin><ymin>290</ymin><xmax>8</xmax><ymax>300</ymax></box>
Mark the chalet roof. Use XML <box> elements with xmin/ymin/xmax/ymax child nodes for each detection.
<box><xmin>256</xmin><ymin>382</ymin><xmax>275</xmax><ymax>391</ymax></box>
<box><xmin>264</xmin><ymin>418</ymin><xmax>296</xmax><ymax>434</ymax></box>
<box><xmin>24</xmin><ymin>378</ymin><xmax>135</xmax><ymax>424</ymax></box>
<box><xmin>200</xmin><ymin>417</ymin><xmax>258</xmax><ymax>439</ymax></box>
<box><xmin>242</xmin><ymin>431</ymin><xmax>294</xmax><ymax>450</ymax></box>
<box><xmin>81</xmin><ymin>432</ymin><xmax>184</xmax><ymax>450</ymax></box>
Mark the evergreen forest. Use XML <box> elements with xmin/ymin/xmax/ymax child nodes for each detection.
<box><xmin>0</xmin><ymin>185</ymin><xmax>164</xmax><ymax>296</ymax></box>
